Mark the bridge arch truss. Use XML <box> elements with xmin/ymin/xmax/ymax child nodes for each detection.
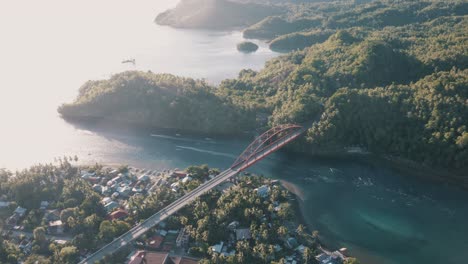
<box><xmin>231</xmin><ymin>124</ymin><xmax>304</xmax><ymax>171</ymax></box>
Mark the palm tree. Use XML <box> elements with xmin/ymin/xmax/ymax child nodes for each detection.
<box><xmin>296</xmin><ymin>224</ymin><xmax>305</xmax><ymax>237</ymax></box>
<box><xmin>303</xmin><ymin>247</ymin><xmax>312</xmax><ymax>264</ymax></box>
<box><xmin>278</xmin><ymin>226</ymin><xmax>288</xmax><ymax>237</ymax></box>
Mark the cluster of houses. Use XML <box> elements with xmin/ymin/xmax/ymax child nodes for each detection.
<box><xmin>81</xmin><ymin>167</ymin><xmax>206</xmax><ymax>263</ymax></box>
<box><xmin>5</xmin><ymin>206</ymin><xmax>27</xmax><ymax>229</ymax></box>
<box><xmin>205</xmin><ymin>182</ymin><xmax>318</xmax><ymax>264</ymax></box>
<box><xmin>81</xmin><ymin>167</ymin><xmax>197</xmax><ymax>215</ymax></box>
<box><xmin>0</xmin><ymin>165</ymin><xmax>353</xmax><ymax>264</ymax></box>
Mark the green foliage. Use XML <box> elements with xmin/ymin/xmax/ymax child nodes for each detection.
<box><xmin>176</xmin><ymin>175</ymin><xmax>309</xmax><ymax>263</ymax></box>
<box><xmin>59</xmin><ymin>72</ymin><xmax>255</xmax><ymax>135</ymax></box>
<box><xmin>237</xmin><ymin>41</ymin><xmax>259</xmax><ymax>53</ymax></box>
<box><xmin>57</xmin><ymin>246</ymin><xmax>79</xmax><ymax>264</ymax></box>
<box><xmin>128</xmin><ymin>185</ymin><xmax>176</xmax><ymax>219</ymax></box>
<box><xmin>155</xmin><ymin>0</ymin><xmax>283</xmax><ymax>29</ymax></box>
<box><xmin>24</xmin><ymin>255</ymin><xmax>51</xmax><ymax>264</ymax></box>
<box><xmin>309</xmin><ymin>69</ymin><xmax>468</xmax><ymax>169</ymax></box>
<box><xmin>60</xmin><ymin>0</ymin><xmax>467</xmax><ymax>178</ymax></box>
<box><xmin>0</xmin><ymin>163</ymin><xmax>117</xmax><ymax>262</ymax></box>
<box><xmin>98</xmin><ymin>220</ymin><xmax>131</xmax><ymax>242</ymax></box>
<box><xmin>244</xmin><ymin>16</ymin><xmax>321</xmax><ymax>40</ymax></box>
<box><xmin>33</xmin><ymin>227</ymin><xmax>47</xmax><ymax>244</ymax></box>
<box><xmin>269</xmin><ymin>29</ymin><xmax>333</xmax><ymax>52</ymax></box>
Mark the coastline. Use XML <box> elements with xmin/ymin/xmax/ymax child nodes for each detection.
<box><xmin>280</xmin><ymin>180</ymin><xmax>331</xmax><ymax>253</ymax></box>
<box><xmin>284</xmin><ymin>146</ymin><xmax>468</xmax><ymax>191</ymax></box>
<box><xmin>62</xmin><ymin>116</ymin><xmax>467</xmax><ymax>191</ymax></box>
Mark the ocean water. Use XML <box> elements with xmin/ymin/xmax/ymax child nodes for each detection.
<box><xmin>0</xmin><ymin>0</ymin><xmax>277</xmax><ymax>169</ymax></box>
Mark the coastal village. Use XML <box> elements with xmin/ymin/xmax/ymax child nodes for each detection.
<box><xmin>0</xmin><ymin>161</ymin><xmax>353</xmax><ymax>264</ymax></box>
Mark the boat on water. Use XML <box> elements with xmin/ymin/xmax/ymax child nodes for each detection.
<box><xmin>121</xmin><ymin>58</ymin><xmax>136</xmax><ymax>65</ymax></box>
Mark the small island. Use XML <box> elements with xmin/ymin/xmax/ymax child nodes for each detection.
<box><xmin>237</xmin><ymin>41</ymin><xmax>259</xmax><ymax>53</ymax></box>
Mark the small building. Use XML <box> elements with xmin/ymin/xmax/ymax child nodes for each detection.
<box><xmin>54</xmin><ymin>240</ymin><xmax>67</xmax><ymax>245</ymax></box>
<box><xmin>211</xmin><ymin>242</ymin><xmax>224</xmax><ymax>253</ymax></box>
<box><xmin>117</xmin><ymin>186</ymin><xmax>132</xmax><ymax>197</ymax></box>
<box><xmin>286</xmin><ymin>237</ymin><xmax>298</xmax><ymax>249</ymax></box>
<box><xmin>171</xmin><ymin>182</ymin><xmax>180</xmax><ymax>192</ymax></box>
<box><xmin>43</xmin><ymin>209</ymin><xmax>61</xmax><ymax>222</ymax></box>
<box><xmin>227</xmin><ymin>221</ymin><xmax>239</xmax><ymax>230</ymax></box>
<box><xmin>81</xmin><ymin>171</ymin><xmax>96</xmax><ymax>179</ymax></box>
<box><xmin>102</xmin><ymin>197</ymin><xmax>112</xmax><ymax>204</ymax></box>
<box><xmin>147</xmin><ymin>235</ymin><xmax>165</xmax><ymax>249</ymax></box>
<box><xmin>127</xmin><ymin>251</ymin><xmax>198</xmax><ymax>264</ymax></box>
<box><xmin>104</xmin><ymin>201</ymin><xmax>119</xmax><ymax>212</ymax></box>
<box><xmin>181</xmin><ymin>176</ymin><xmax>192</xmax><ymax>184</ymax></box>
<box><xmin>315</xmin><ymin>250</ymin><xmax>346</xmax><ymax>264</ymax></box>
<box><xmin>14</xmin><ymin>206</ymin><xmax>27</xmax><ymax>217</ymax></box>
<box><xmin>132</xmin><ymin>187</ymin><xmax>143</xmax><ymax>193</ymax></box>
<box><xmin>108</xmin><ymin>209</ymin><xmax>129</xmax><ymax>221</ymax></box>
<box><xmin>176</xmin><ymin>228</ymin><xmax>190</xmax><ymax>249</ymax></box>
<box><xmin>138</xmin><ymin>174</ymin><xmax>150</xmax><ymax>182</ymax></box>
<box><xmin>128</xmin><ymin>251</ymin><xmax>169</xmax><ymax>264</ymax></box>
<box><xmin>255</xmin><ymin>185</ymin><xmax>270</xmax><ymax>198</ymax></box>
<box><xmin>295</xmin><ymin>244</ymin><xmax>306</xmax><ymax>254</ymax></box>
<box><xmin>39</xmin><ymin>201</ymin><xmax>49</xmax><ymax>212</ymax></box>
<box><xmin>169</xmin><ymin>256</ymin><xmax>199</xmax><ymax>264</ymax></box>
<box><xmin>0</xmin><ymin>201</ymin><xmax>10</xmax><ymax>209</ymax></box>
<box><xmin>171</xmin><ymin>171</ymin><xmax>187</xmax><ymax>178</ymax></box>
<box><xmin>19</xmin><ymin>239</ymin><xmax>32</xmax><ymax>254</ymax></box>
<box><xmin>274</xmin><ymin>244</ymin><xmax>282</xmax><ymax>252</ymax></box>
<box><xmin>162</xmin><ymin>243</ymin><xmax>173</xmax><ymax>252</ymax></box>
<box><xmin>111</xmin><ymin>175</ymin><xmax>123</xmax><ymax>184</ymax></box>
<box><xmin>102</xmin><ymin>186</ymin><xmax>112</xmax><ymax>196</ymax></box>
<box><xmin>93</xmin><ymin>184</ymin><xmax>104</xmax><ymax>193</ymax></box>
<box><xmin>235</xmin><ymin>229</ymin><xmax>251</xmax><ymax>241</ymax></box>
<box><xmin>48</xmin><ymin>220</ymin><xmax>64</xmax><ymax>235</ymax></box>
<box><xmin>86</xmin><ymin>176</ymin><xmax>101</xmax><ymax>184</ymax></box>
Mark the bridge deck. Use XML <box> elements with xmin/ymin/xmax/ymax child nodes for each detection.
<box><xmin>79</xmin><ymin>125</ymin><xmax>304</xmax><ymax>264</ymax></box>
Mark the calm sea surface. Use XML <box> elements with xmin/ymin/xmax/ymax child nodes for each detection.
<box><xmin>0</xmin><ymin>1</ymin><xmax>467</xmax><ymax>264</ymax></box>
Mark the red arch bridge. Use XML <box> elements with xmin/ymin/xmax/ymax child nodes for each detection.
<box><xmin>80</xmin><ymin>124</ymin><xmax>305</xmax><ymax>264</ymax></box>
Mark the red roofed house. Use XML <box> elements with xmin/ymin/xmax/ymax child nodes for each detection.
<box><xmin>108</xmin><ymin>209</ymin><xmax>129</xmax><ymax>221</ymax></box>
<box><xmin>169</xmin><ymin>256</ymin><xmax>199</xmax><ymax>264</ymax></box>
<box><xmin>147</xmin><ymin>235</ymin><xmax>165</xmax><ymax>249</ymax></box>
<box><xmin>127</xmin><ymin>251</ymin><xmax>199</xmax><ymax>264</ymax></box>
<box><xmin>128</xmin><ymin>251</ymin><xmax>169</xmax><ymax>264</ymax></box>
<box><xmin>171</xmin><ymin>171</ymin><xmax>187</xmax><ymax>178</ymax></box>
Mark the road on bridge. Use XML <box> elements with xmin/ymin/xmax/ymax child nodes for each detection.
<box><xmin>79</xmin><ymin>124</ymin><xmax>304</xmax><ymax>264</ymax></box>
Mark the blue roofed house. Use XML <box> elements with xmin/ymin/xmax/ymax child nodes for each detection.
<box><xmin>255</xmin><ymin>185</ymin><xmax>270</xmax><ymax>198</ymax></box>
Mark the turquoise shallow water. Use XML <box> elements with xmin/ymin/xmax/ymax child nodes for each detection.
<box><xmin>36</xmin><ymin>125</ymin><xmax>468</xmax><ymax>264</ymax></box>
<box><xmin>268</xmin><ymin>156</ymin><xmax>468</xmax><ymax>264</ymax></box>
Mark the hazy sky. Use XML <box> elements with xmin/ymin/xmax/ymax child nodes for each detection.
<box><xmin>0</xmin><ymin>0</ymin><xmax>277</xmax><ymax>169</ymax></box>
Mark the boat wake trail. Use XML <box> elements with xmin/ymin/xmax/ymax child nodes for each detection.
<box><xmin>175</xmin><ymin>146</ymin><xmax>236</xmax><ymax>158</ymax></box>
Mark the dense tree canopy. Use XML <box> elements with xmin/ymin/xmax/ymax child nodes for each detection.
<box><xmin>58</xmin><ymin>72</ymin><xmax>255</xmax><ymax>135</ymax></box>
<box><xmin>60</xmin><ymin>0</ymin><xmax>467</xmax><ymax>178</ymax></box>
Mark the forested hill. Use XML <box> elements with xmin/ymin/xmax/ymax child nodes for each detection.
<box><xmin>58</xmin><ymin>72</ymin><xmax>255</xmax><ymax>135</ymax></box>
<box><xmin>60</xmin><ymin>0</ymin><xmax>467</xmax><ymax>179</ymax></box>
<box><xmin>155</xmin><ymin>0</ymin><xmax>284</xmax><ymax>29</ymax></box>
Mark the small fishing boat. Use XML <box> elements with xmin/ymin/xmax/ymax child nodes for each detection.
<box><xmin>121</xmin><ymin>58</ymin><xmax>136</xmax><ymax>65</ymax></box>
